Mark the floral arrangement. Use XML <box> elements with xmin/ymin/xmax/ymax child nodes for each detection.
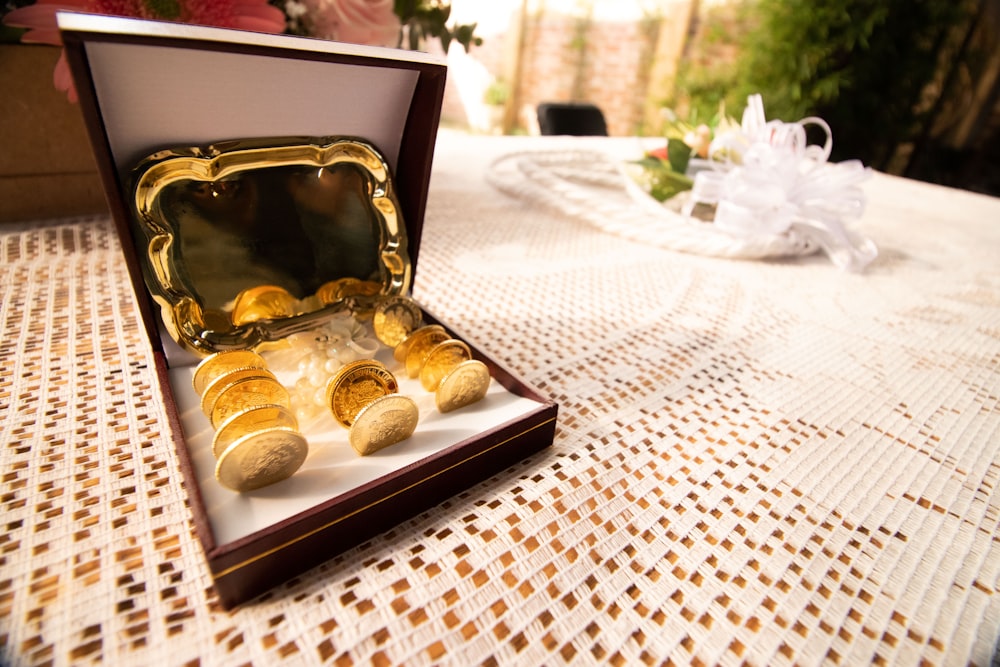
<box><xmin>627</xmin><ymin>94</ymin><xmax>877</xmax><ymax>271</ymax></box>
<box><xmin>282</xmin><ymin>0</ymin><xmax>480</xmax><ymax>53</ymax></box>
<box><xmin>2</xmin><ymin>0</ymin><xmax>480</xmax><ymax>102</ymax></box>
<box><xmin>627</xmin><ymin>106</ymin><xmax>740</xmax><ymax>203</ymax></box>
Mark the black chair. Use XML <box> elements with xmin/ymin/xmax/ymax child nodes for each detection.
<box><xmin>537</xmin><ymin>102</ymin><xmax>609</xmax><ymax>136</ymax></box>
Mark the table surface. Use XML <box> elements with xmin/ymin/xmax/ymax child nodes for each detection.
<box><xmin>2</xmin><ymin>132</ymin><xmax>1000</xmax><ymax>666</ymax></box>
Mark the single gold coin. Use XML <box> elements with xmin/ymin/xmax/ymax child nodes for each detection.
<box><xmin>231</xmin><ymin>285</ymin><xmax>299</xmax><ymax>325</ymax></box>
<box><xmin>326</xmin><ymin>360</ymin><xmax>399</xmax><ymax>428</ymax></box>
<box><xmin>372</xmin><ymin>295</ymin><xmax>423</xmax><ymax>347</ymax></box>
<box><xmin>210</xmin><ymin>377</ymin><xmax>292</xmax><ymax>429</ymax></box>
<box><xmin>402</xmin><ymin>325</ymin><xmax>451</xmax><ymax>378</ymax></box>
<box><xmin>192</xmin><ymin>349</ymin><xmax>266</xmax><ymax>395</ymax></box>
<box><xmin>199</xmin><ymin>367</ymin><xmax>278</xmax><ymax>418</ymax></box>
<box><xmin>212</xmin><ymin>404</ymin><xmax>298</xmax><ymax>458</ymax></box>
<box><xmin>348</xmin><ymin>394</ymin><xmax>419</xmax><ymax>456</ymax></box>
<box><xmin>314</xmin><ymin>277</ymin><xmax>382</xmax><ymax>305</ymax></box>
<box><xmin>394</xmin><ymin>323</ymin><xmax>446</xmax><ymax>364</ymax></box>
<box><xmin>419</xmin><ymin>339</ymin><xmax>472</xmax><ymax>392</ymax></box>
<box><xmin>215</xmin><ymin>426</ymin><xmax>309</xmax><ymax>492</ymax></box>
<box><xmin>436</xmin><ymin>360</ymin><xmax>491</xmax><ymax>413</ymax></box>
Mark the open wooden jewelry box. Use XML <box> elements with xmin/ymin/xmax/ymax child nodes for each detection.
<box><xmin>59</xmin><ymin>12</ymin><xmax>557</xmax><ymax>609</ymax></box>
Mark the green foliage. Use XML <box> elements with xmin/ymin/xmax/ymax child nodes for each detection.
<box><xmin>666</xmin><ymin>138</ymin><xmax>692</xmax><ymax>175</ymax></box>
<box><xmin>736</xmin><ymin>0</ymin><xmax>971</xmax><ymax>168</ymax></box>
<box><xmin>483</xmin><ymin>78</ymin><xmax>510</xmax><ymax>106</ymax></box>
<box><xmin>667</xmin><ymin>3</ymin><xmax>754</xmax><ymax>124</ymax></box>
<box><xmin>394</xmin><ymin>0</ymin><xmax>482</xmax><ymax>52</ymax></box>
<box><xmin>625</xmin><ymin>156</ymin><xmax>694</xmax><ymax>202</ymax></box>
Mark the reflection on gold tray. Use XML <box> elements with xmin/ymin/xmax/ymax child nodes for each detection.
<box><xmin>130</xmin><ymin>136</ymin><xmax>410</xmax><ymax>354</ymax></box>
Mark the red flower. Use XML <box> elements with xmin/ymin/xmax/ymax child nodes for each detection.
<box><xmin>647</xmin><ymin>146</ymin><xmax>668</xmax><ymax>161</ymax></box>
<box><xmin>3</xmin><ymin>1</ymin><xmax>287</xmax><ymax>102</ymax></box>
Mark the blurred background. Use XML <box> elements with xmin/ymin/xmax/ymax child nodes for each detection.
<box><xmin>2</xmin><ymin>0</ymin><xmax>997</xmax><ymax>202</ymax></box>
<box><xmin>440</xmin><ymin>0</ymin><xmax>1000</xmax><ymax>197</ymax></box>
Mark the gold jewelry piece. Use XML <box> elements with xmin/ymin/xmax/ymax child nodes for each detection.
<box><xmin>209</xmin><ymin>376</ymin><xmax>292</xmax><ymax>429</ymax></box>
<box><xmin>372</xmin><ymin>295</ymin><xmax>423</xmax><ymax>347</ymax></box>
<box><xmin>348</xmin><ymin>394</ymin><xmax>420</xmax><ymax>456</ymax></box>
<box><xmin>199</xmin><ymin>367</ymin><xmax>279</xmax><ymax>418</ymax></box>
<box><xmin>192</xmin><ymin>349</ymin><xmax>267</xmax><ymax>395</ymax></box>
<box><xmin>212</xmin><ymin>403</ymin><xmax>299</xmax><ymax>458</ymax></box>
<box><xmin>400</xmin><ymin>325</ymin><xmax>450</xmax><ymax>378</ymax></box>
<box><xmin>231</xmin><ymin>285</ymin><xmax>299</xmax><ymax>325</ymax></box>
<box><xmin>419</xmin><ymin>339</ymin><xmax>472</xmax><ymax>392</ymax></box>
<box><xmin>435</xmin><ymin>360</ymin><xmax>491</xmax><ymax>413</ymax></box>
<box><xmin>214</xmin><ymin>426</ymin><xmax>309</xmax><ymax>492</ymax></box>
<box><xmin>326</xmin><ymin>359</ymin><xmax>399</xmax><ymax>428</ymax></box>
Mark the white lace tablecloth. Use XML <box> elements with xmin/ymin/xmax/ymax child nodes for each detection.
<box><xmin>2</xmin><ymin>132</ymin><xmax>999</xmax><ymax>666</ymax></box>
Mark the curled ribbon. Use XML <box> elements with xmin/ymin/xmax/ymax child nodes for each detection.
<box><xmin>684</xmin><ymin>94</ymin><xmax>878</xmax><ymax>271</ymax></box>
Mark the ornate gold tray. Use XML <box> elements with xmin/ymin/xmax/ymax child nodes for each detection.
<box><xmin>130</xmin><ymin>137</ymin><xmax>410</xmax><ymax>354</ymax></box>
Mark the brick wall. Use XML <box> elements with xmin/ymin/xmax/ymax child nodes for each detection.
<box><xmin>441</xmin><ymin>2</ymin><xmax>686</xmax><ymax>136</ymax></box>
<box><xmin>520</xmin><ymin>11</ymin><xmax>660</xmax><ymax>136</ymax></box>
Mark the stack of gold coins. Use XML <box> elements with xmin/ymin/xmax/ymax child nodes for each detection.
<box><xmin>192</xmin><ymin>350</ymin><xmax>308</xmax><ymax>492</ymax></box>
<box><xmin>326</xmin><ymin>359</ymin><xmax>419</xmax><ymax>456</ymax></box>
<box><xmin>372</xmin><ymin>294</ymin><xmax>490</xmax><ymax>413</ymax></box>
<box><xmin>394</xmin><ymin>327</ymin><xmax>491</xmax><ymax>413</ymax></box>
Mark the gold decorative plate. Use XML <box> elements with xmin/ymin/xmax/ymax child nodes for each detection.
<box><xmin>130</xmin><ymin>137</ymin><xmax>411</xmax><ymax>354</ymax></box>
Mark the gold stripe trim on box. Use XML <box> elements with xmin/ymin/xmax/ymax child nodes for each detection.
<box><xmin>213</xmin><ymin>415</ymin><xmax>557</xmax><ymax>580</ymax></box>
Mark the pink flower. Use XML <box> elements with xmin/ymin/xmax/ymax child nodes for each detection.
<box><xmin>298</xmin><ymin>0</ymin><xmax>399</xmax><ymax>47</ymax></box>
<box><xmin>3</xmin><ymin>1</ymin><xmax>287</xmax><ymax>102</ymax></box>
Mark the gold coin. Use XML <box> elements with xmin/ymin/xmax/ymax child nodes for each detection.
<box><xmin>402</xmin><ymin>325</ymin><xmax>450</xmax><ymax>378</ymax></box>
<box><xmin>314</xmin><ymin>277</ymin><xmax>382</xmax><ymax>305</ymax></box>
<box><xmin>348</xmin><ymin>394</ymin><xmax>419</xmax><ymax>456</ymax></box>
<box><xmin>192</xmin><ymin>350</ymin><xmax>266</xmax><ymax>395</ymax></box>
<box><xmin>435</xmin><ymin>360</ymin><xmax>491</xmax><ymax>413</ymax></box>
<box><xmin>199</xmin><ymin>367</ymin><xmax>278</xmax><ymax>418</ymax></box>
<box><xmin>419</xmin><ymin>339</ymin><xmax>472</xmax><ymax>392</ymax></box>
<box><xmin>326</xmin><ymin>360</ymin><xmax>399</xmax><ymax>428</ymax></box>
<box><xmin>394</xmin><ymin>323</ymin><xmax>445</xmax><ymax>364</ymax></box>
<box><xmin>231</xmin><ymin>285</ymin><xmax>298</xmax><ymax>325</ymax></box>
<box><xmin>210</xmin><ymin>377</ymin><xmax>292</xmax><ymax>429</ymax></box>
<box><xmin>215</xmin><ymin>426</ymin><xmax>309</xmax><ymax>492</ymax></box>
<box><xmin>372</xmin><ymin>295</ymin><xmax>423</xmax><ymax>347</ymax></box>
<box><xmin>212</xmin><ymin>403</ymin><xmax>299</xmax><ymax>458</ymax></box>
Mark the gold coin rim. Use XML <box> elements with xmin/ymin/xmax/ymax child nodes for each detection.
<box><xmin>348</xmin><ymin>394</ymin><xmax>420</xmax><ymax>456</ymax></box>
<box><xmin>214</xmin><ymin>426</ymin><xmax>309</xmax><ymax>492</ymax></box>
<box><xmin>326</xmin><ymin>359</ymin><xmax>399</xmax><ymax>428</ymax></box>
<box><xmin>199</xmin><ymin>366</ymin><xmax>278</xmax><ymax>417</ymax></box>
<box><xmin>209</xmin><ymin>375</ymin><xmax>291</xmax><ymax>428</ymax></box>
<box><xmin>419</xmin><ymin>339</ymin><xmax>472</xmax><ymax>392</ymax></box>
<box><xmin>435</xmin><ymin>359</ymin><xmax>491</xmax><ymax>413</ymax></box>
<box><xmin>394</xmin><ymin>323</ymin><xmax>446</xmax><ymax>364</ymax></box>
<box><xmin>211</xmin><ymin>403</ymin><xmax>298</xmax><ymax>458</ymax></box>
<box><xmin>372</xmin><ymin>295</ymin><xmax>423</xmax><ymax>347</ymax></box>
<box><xmin>192</xmin><ymin>350</ymin><xmax>266</xmax><ymax>395</ymax></box>
<box><xmin>403</xmin><ymin>326</ymin><xmax>451</xmax><ymax>378</ymax></box>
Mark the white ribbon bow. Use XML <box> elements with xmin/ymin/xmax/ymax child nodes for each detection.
<box><xmin>684</xmin><ymin>95</ymin><xmax>878</xmax><ymax>271</ymax></box>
